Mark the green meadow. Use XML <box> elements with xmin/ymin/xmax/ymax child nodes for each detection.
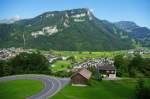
<box><xmin>51</xmin><ymin>79</ymin><xmax>150</xmax><ymax>99</ymax></box>
<box><xmin>53</xmin><ymin>50</ymin><xmax>126</xmax><ymax>62</ymax></box>
<box><xmin>0</xmin><ymin>80</ymin><xmax>44</xmax><ymax>99</ymax></box>
<box><xmin>51</xmin><ymin>60</ymin><xmax>72</xmax><ymax>72</ymax></box>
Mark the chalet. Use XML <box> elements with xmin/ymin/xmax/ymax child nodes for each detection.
<box><xmin>71</xmin><ymin>68</ymin><xmax>92</xmax><ymax>85</ymax></box>
<box><xmin>98</xmin><ymin>65</ymin><xmax>116</xmax><ymax>78</ymax></box>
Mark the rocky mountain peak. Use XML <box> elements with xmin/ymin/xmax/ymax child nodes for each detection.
<box><xmin>0</xmin><ymin>8</ymin><xmax>134</xmax><ymax>51</ymax></box>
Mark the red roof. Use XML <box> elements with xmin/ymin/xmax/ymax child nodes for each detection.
<box><xmin>71</xmin><ymin>68</ymin><xmax>92</xmax><ymax>80</ymax></box>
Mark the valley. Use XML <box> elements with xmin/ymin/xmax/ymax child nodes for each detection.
<box><xmin>0</xmin><ymin>1</ymin><xmax>150</xmax><ymax>99</ymax></box>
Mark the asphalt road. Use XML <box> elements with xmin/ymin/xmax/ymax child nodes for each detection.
<box><xmin>0</xmin><ymin>74</ymin><xmax>70</xmax><ymax>99</ymax></box>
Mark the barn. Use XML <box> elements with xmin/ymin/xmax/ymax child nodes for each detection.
<box><xmin>71</xmin><ymin>68</ymin><xmax>92</xmax><ymax>85</ymax></box>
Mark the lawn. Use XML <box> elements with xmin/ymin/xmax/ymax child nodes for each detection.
<box><xmin>0</xmin><ymin>79</ymin><xmax>44</xmax><ymax>99</ymax></box>
<box><xmin>51</xmin><ymin>60</ymin><xmax>72</xmax><ymax>72</ymax></box>
<box><xmin>51</xmin><ymin>79</ymin><xmax>150</xmax><ymax>99</ymax></box>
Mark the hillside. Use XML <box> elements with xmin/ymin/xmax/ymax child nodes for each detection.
<box><xmin>0</xmin><ymin>8</ymin><xmax>134</xmax><ymax>51</ymax></box>
<box><xmin>114</xmin><ymin>21</ymin><xmax>150</xmax><ymax>47</ymax></box>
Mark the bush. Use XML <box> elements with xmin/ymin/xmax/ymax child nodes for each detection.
<box><xmin>89</xmin><ymin>51</ymin><xmax>92</xmax><ymax>54</ymax></box>
<box><xmin>67</xmin><ymin>56</ymin><xmax>76</xmax><ymax>63</ymax></box>
<box><xmin>52</xmin><ymin>71</ymin><xmax>72</xmax><ymax>77</ymax></box>
<box><xmin>135</xmin><ymin>79</ymin><xmax>150</xmax><ymax>99</ymax></box>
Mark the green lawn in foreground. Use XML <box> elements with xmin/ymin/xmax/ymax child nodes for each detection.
<box><xmin>0</xmin><ymin>79</ymin><xmax>44</xmax><ymax>99</ymax></box>
<box><xmin>51</xmin><ymin>60</ymin><xmax>72</xmax><ymax>72</ymax></box>
<box><xmin>51</xmin><ymin>79</ymin><xmax>150</xmax><ymax>99</ymax></box>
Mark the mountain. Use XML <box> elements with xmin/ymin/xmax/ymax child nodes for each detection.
<box><xmin>114</xmin><ymin>21</ymin><xmax>138</xmax><ymax>32</ymax></box>
<box><xmin>0</xmin><ymin>8</ymin><xmax>134</xmax><ymax>51</ymax></box>
<box><xmin>114</xmin><ymin>21</ymin><xmax>150</xmax><ymax>47</ymax></box>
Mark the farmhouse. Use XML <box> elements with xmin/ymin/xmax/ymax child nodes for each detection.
<box><xmin>72</xmin><ymin>58</ymin><xmax>116</xmax><ymax>79</ymax></box>
<box><xmin>71</xmin><ymin>68</ymin><xmax>92</xmax><ymax>85</ymax></box>
<box><xmin>98</xmin><ymin>65</ymin><xmax>116</xmax><ymax>78</ymax></box>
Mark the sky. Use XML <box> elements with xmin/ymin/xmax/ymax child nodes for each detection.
<box><xmin>0</xmin><ymin>0</ymin><xmax>150</xmax><ymax>28</ymax></box>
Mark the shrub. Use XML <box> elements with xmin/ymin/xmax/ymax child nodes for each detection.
<box><xmin>52</xmin><ymin>71</ymin><xmax>72</xmax><ymax>77</ymax></box>
<box><xmin>135</xmin><ymin>79</ymin><xmax>150</xmax><ymax>99</ymax></box>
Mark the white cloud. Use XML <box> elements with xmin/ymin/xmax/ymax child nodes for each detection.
<box><xmin>11</xmin><ymin>15</ymin><xmax>21</xmax><ymax>21</ymax></box>
<box><xmin>0</xmin><ymin>15</ymin><xmax>21</xmax><ymax>24</ymax></box>
<box><xmin>90</xmin><ymin>8</ymin><xmax>94</xmax><ymax>12</ymax></box>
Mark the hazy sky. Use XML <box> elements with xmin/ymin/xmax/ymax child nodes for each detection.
<box><xmin>0</xmin><ymin>0</ymin><xmax>150</xmax><ymax>28</ymax></box>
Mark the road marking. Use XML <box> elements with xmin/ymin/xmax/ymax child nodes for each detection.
<box><xmin>47</xmin><ymin>78</ymin><xmax>61</xmax><ymax>98</ymax></box>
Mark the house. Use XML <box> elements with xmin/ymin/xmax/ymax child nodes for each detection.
<box><xmin>71</xmin><ymin>68</ymin><xmax>92</xmax><ymax>85</ymax></box>
<box><xmin>98</xmin><ymin>65</ymin><xmax>116</xmax><ymax>78</ymax></box>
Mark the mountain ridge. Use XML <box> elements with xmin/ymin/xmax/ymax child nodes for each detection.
<box><xmin>114</xmin><ymin>21</ymin><xmax>150</xmax><ymax>47</ymax></box>
<box><xmin>0</xmin><ymin>8</ymin><xmax>134</xmax><ymax>51</ymax></box>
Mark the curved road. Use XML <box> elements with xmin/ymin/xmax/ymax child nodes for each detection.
<box><xmin>0</xmin><ymin>74</ymin><xmax>70</xmax><ymax>99</ymax></box>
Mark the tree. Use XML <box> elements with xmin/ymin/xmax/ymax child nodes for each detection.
<box><xmin>128</xmin><ymin>54</ymin><xmax>144</xmax><ymax>77</ymax></box>
<box><xmin>114</xmin><ymin>55</ymin><xmax>128</xmax><ymax>77</ymax></box>
<box><xmin>0</xmin><ymin>60</ymin><xmax>11</xmax><ymax>76</ymax></box>
<box><xmin>10</xmin><ymin>52</ymin><xmax>50</xmax><ymax>74</ymax></box>
<box><xmin>87</xmin><ymin>66</ymin><xmax>102</xmax><ymax>81</ymax></box>
<box><xmin>67</xmin><ymin>56</ymin><xmax>76</xmax><ymax>63</ymax></box>
<box><xmin>141</xmin><ymin>58</ymin><xmax>150</xmax><ymax>77</ymax></box>
<box><xmin>93</xmin><ymin>69</ymin><xmax>102</xmax><ymax>81</ymax></box>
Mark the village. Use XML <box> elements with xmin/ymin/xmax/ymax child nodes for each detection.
<box><xmin>0</xmin><ymin>47</ymin><xmax>118</xmax><ymax>83</ymax></box>
<box><xmin>0</xmin><ymin>47</ymin><xmax>32</xmax><ymax>60</ymax></box>
<box><xmin>0</xmin><ymin>47</ymin><xmax>131</xmax><ymax>87</ymax></box>
<box><xmin>1</xmin><ymin>47</ymin><xmax>150</xmax><ymax>85</ymax></box>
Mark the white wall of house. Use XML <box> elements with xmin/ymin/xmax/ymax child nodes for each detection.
<box><xmin>109</xmin><ymin>74</ymin><xmax>116</xmax><ymax>78</ymax></box>
<box><xmin>108</xmin><ymin>71</ymin><xmax>116</xmax><ymax>78</ymax></box>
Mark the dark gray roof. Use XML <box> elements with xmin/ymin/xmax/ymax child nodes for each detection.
<box><xmin>98</xmin><ymin>65</ymin><xmax>116</xmax><ymax>71</ymax></box>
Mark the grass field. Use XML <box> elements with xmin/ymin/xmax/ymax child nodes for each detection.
<box><xmin>0</xmin><ymin>79</ymin><xmax>44</xmax><ymax>99</ymax></box>
<box><xmin>51</xmin><ymin>79</ymin><xmax>150</xmax><ymax>99</ymax></box>
<box><xmin>53</xmin><ymin>50</ymin><xmax>126</xmax><ymax>62</ymax></box>
<box><xmin>51</xmin><ymin>60</ymin><xmax>72</xmax><ymax>72</ymax></box>
<box><xmin>42</xmin><ymin>50</ymin><xmax>150</xmax><ymax>62</ymax></box>
<box><xmin>143</xmin><ymin>54</ymin><xmax>150</xmax><ymax>58</ymax></box>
